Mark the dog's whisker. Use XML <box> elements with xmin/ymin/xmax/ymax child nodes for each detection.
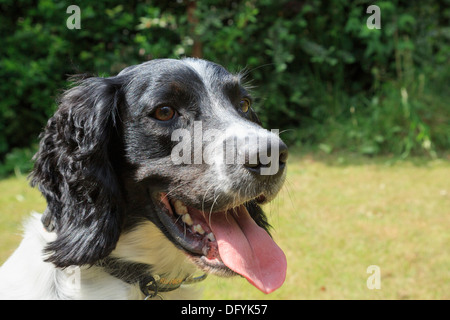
<box><xmin>232</xmin><ymin>206</ymin><xmax>239</xmax><ymax>218</ymax></box>
<box><xmin>209</xmin><ymin>186</ymin><xmax>221</xmax><ymax>226</ymax></box>
<box><xmin>166</xmin><ymin>180</ymin><xmax>191</xmax><ymax>199</ymax></box>
<box><xmin>278</xmin><ymin>129</ymin><xmax>295</xmax><ymax>136</ymax></box>
<box><xmin>283</xmin><ymin>176</ymin><xmax>297</xmax><ymax>214</ymax></box>
<box><xmin>202</xmin><ymin>183</ymin><xmax>215</xmax><ymax>213</ymax></box>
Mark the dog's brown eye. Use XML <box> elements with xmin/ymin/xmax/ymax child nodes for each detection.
<box><xmin>240</xmin><ymin>98</ymin><xmax>251</xmax><ymax>113</ymax></box>
<box><xmin>153</xmin><ymin>106</ymin><xmax>176</xmax><ymax>121</ymax></box>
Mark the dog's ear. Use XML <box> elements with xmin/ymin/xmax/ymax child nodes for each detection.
<box><xmin>30</xmin><ymin>76</ymin><xmax>125</xmax><ymax>268</ymax></box>
<box><xmin>245</xmin><ymin>200</ymin><xmax>272</xmax><ymax>236</ymax></box>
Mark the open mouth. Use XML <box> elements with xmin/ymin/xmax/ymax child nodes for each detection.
<box><xmin>155</xmin><ymin>192</ymin><xmax>287</xmax><ymax>294</ymax></box>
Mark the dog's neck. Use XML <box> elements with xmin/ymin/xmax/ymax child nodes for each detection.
<box><xmin>41</xmin><ymin>211</ymin><xmax>206</xmax><ymax>299</ymax></box>
<box><xmin>98</xmin><ymin>257</ymin><xmax>207</xmax><ymax>299</ymax></box>
<box><xmin>41</xmin><ymin>209</ymin><xmax>206</xmax><ymax>299</ymax></box>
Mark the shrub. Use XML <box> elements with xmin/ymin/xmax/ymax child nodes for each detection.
<box><xmin>0</xmin><ymin>1</ymin><xmax>448</xmax><ymax>176</ymax></box>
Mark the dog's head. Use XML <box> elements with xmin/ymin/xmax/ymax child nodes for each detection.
<box><xmin>31</xmin><ymin>58</ymin><xmax>287</xmax><ymax>293</ymax></box>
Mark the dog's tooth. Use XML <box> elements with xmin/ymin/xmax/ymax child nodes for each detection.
<box><xmin>173</xmin><ymin>199</ymin><xmax>188</xmax><ymax>215</ymax></box>
<box><xmin>193</xmin><ymin>224</ymin><xmax>205</xmax><ymax>235</ymax></box>
<box><xmin>181</xmin><ymin>213</ymin><xmax>193</xmax><ymax>226</ymax></box>
<box><xmin>207</xmin><ymin>233</ymin><xmax>215</xmax><ymax>242</ymax></box>
<box><xmin>202</xmin><ymin>245</ymin><xmax>209</xmax><ymax>256</ymax></box>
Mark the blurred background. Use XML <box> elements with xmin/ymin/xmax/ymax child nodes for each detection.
<box><xmin>0</xmin><ymin>0</ymin><xmax>449</xmax><ymax>172</ymax></box>
<box><xmin>0</xmin><ymin>0</ymin><xmax>449</xmax><ymax>299</ymax></box>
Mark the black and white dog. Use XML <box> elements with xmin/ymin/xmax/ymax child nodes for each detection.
<box><xmin>0</xmin><ymin>58</ymin><xmax>287</xmax><ymax>299</ymax></box>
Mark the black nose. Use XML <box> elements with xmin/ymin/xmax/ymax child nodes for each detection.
<box><xmin>244</xmin><ymin>139</ymin><xmax>288</xmax><ymax>176</ymax></box>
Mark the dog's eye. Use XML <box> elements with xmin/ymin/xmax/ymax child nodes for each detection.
<box><xmin>239</xmin><ymin>98</ymin><xmax>251</xmax><ymax>113</ymax></box>
<box><xmin>153</xmin><ymin>106</ymin><xmax>176</xmax><ymax>121</ymax></box>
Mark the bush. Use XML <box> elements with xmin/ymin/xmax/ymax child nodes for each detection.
<box><xmin>0</xmin><ymin>147</ymin><xmax>36</xmax><ymax>178</ymax></box>
<box><xmin>0</xmin><ymin>1</ymin><xmax>448</xmax><ymax>176</ymax></box>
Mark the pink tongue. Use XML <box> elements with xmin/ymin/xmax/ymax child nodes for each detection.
<box><xmin>209</xmin><ymin>206</ymin><xmax>287</xmax><ymax>294</ymax></box>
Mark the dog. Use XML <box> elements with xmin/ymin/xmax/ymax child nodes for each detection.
<box><xmin>0</xmin><ymin>58</ymin><xmax>288</xmax><ymax>299</ymax></box>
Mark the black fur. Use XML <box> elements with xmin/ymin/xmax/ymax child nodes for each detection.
<box><xmin>30</xmin><ymin>76</ymin><xmax>126</xmax><ymax>267</ymax></box>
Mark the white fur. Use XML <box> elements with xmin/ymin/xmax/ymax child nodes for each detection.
<box><xmin>0</xmin><ymin>214</ymin><xmax>201</xmax><ymax>300</ymax></box>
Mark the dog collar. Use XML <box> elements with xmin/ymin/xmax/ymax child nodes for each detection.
<box><xmin>98</xmin><ymin>257</ymin><xmax>207</xmax><ymax>299</ymax></box>
<box><xmin>140</xmin><ymin>273</ymin><xmax>207</xmax><ymax>300</ymax></box>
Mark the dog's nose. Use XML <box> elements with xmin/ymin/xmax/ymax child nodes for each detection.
<box><xmin>243</xmin><ymin>138</ymin><xmax>288</xmax><ymax>176</ymax></box>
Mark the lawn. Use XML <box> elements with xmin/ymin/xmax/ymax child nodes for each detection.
<box><xmin>1</xmin><ymin>153</ymin><xmax>449</xmax><ymax>299</ymax></box>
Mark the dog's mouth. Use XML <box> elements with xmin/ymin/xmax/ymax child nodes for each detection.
<box><xmin>155</xmin><ymin>192</ymin><xmax>287</xmax><ymax>294</ymax></box>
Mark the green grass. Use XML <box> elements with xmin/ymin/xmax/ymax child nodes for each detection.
<box><xmin>1</xmin><ymin>153</ymin><xmax>449</xmax><ymax>299</ymax></box>
<box><xmin>0</xmin><ymin>174</ymin><xmax>46</xmax><ymax>262</ymax></box>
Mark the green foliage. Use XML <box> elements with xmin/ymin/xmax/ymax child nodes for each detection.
<box><xmin>0</xmin><ymin>147</ymin><xmax>36</xmax><ymax>178</ymax></box>
<box><xmin>0</xmin><ymin>0</ymin><xmax>449</xmax><ymax>176</ymax></box>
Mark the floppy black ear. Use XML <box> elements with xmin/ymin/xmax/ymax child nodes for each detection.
<box><xmin>30</xmin><ymin>76</ymin><xmax>125</xmax><ymax>268</ymax></box>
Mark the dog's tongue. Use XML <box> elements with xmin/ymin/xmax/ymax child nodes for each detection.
<box><xmin>209</xmin><ymin>206</ymin><xmax>287</xmax><ymax>294</ymax></box>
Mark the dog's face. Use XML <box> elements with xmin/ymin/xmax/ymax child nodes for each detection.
<box><xmin>31</xmin><ymin>58</ymin><xmax>287</xmax><ymax>294</ymax></box>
